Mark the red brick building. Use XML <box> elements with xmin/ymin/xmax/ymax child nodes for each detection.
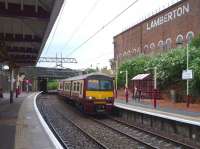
<box><xmin>114</xmin><ymin>0</ymin><xmax>200</xmax><ymax>64</ymax></box>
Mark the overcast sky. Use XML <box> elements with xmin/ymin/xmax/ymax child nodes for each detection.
<box><xmin>38</xmin><ymin>0</ymin><xmax>180</xmax><ymax>70</ymax></box>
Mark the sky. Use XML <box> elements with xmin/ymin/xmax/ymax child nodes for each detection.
<box><xmin>37</xmin><ymin>0</ymin><xmax>181</xmax><ymax>70</ymax></box>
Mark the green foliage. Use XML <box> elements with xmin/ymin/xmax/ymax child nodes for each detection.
<box><xmin>83</xmin><ymin>68</ymin><xmax>96</xmax><ymax>74</ymax></box>
<box><xmin>47</xmin><ymin>80</ymin><xmax>59</xmax><ymax>90</ymax></box>
<box><xmin>118</xmin><ymin>35</ymin><xmax>200</xmax><ymax>94</ymax></box>
<box><xmin>190</xmin><ymin>34</ymin><xmax>200</xmax><ymax>49</ymax></box>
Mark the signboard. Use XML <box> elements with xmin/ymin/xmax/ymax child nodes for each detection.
<box><xmin>146</xmin><ymin>3</ymin><xmax>190</xmax><ymax>31</ymax></box>
<box><xmin>182</xmin><ymin>70</ymin><xmax>193</xmax><ymax>80</ymax></box>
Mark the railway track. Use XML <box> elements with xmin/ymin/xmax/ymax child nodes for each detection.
<box><xmin>108</xmin><ymin>117</ymin><xmax>197</xmax><ymax>149</ymax></box>
<box><xmin>37</xmin><ymin>94</ymin><xmax>197</xmax><ymax>149</ymax></box>
<box><xmin>54</xmin><ymin>108</ymin><xmax>109</xmax><ymax>149</ymax></box>
<box><xmin>37</xmin><ymin>95</ymin><xmax>152</xmax><ymax>148</ymax></box>
<box><xmin>91</xmin><ymin>117</ymin><xmax>196</xmax><ymax>149</ymax></box>
<box><xmin>38</xmin><ymin>97</ymin><xmax>69</xmax><ymax>149</ymax></box>
<box><xmin>37</xmin><ymin>96</ymin><xmax>106</xmax><ymax>149</ymax></box>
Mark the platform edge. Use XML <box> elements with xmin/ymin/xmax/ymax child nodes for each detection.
<box><xmin>33</xmin><ymin>92</ymin><xmax>64</xmax><ymax>149</ymax></box>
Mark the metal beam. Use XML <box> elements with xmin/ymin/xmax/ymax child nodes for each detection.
<box><xmin>8</xmin><ymin>51</ymin><xmax>38</xmax><ymax>56</ymax></box>
<box><xmin>0</xmin><ymin>33</ymin><xmax>42</xmax><ymax>42</ymax></box>
<box><xmin>39</xmin><ymin>57</ymin><xmax>78</xmax><ymax>63</ymax></box>
<box><xmin>6</xmin><ymin>46</ymin><xmax>39</xmax><ymax>53</ymax></box>
<box><xmin>0</xmin><ymin>2</ymin><xmax>50</xmax><ymax>20</ymax></box>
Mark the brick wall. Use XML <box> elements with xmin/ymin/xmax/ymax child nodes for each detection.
<box><xmin>114</xmin><ymin>0</ymin><xmax>200</xmax><ymax>64</ymax></box>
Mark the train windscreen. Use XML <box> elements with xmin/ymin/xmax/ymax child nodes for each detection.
<box><xmin>87</xmin><ymin>79</ymin><xmax>113</xmax><ymax>91</ymax></box>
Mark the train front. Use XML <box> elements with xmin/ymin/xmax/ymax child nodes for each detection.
<box><xmin>84</xmin><ymin>76</ymin><xmax>114</xmax><ymax>114</ymax></box>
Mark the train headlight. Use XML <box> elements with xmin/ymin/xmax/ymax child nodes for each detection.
<box><xmin>86</xmin><ymin>96</ymin><xmax>93</xmax><ymax>100</ymax></box>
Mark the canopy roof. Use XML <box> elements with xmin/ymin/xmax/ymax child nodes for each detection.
<box><xmin>0</xmin><ymin>0</ymin><xmax>64</xmax><ymax>67</ymax></box>
<box><xmin>131</xmin><ymin>73</ymin><xmax>150</xmax><ymax>80</ymax></box>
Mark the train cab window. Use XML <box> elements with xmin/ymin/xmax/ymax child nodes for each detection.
<box><xmin>100</xmin><ymin>80</ymin><xmax>113</xmax><ymax>90</ymax></box>
<box><xmin>88</xmin><ymin>80</ymin><xmax>99</xmax><ymax>90</ymax></box>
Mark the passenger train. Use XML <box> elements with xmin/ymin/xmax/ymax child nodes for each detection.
<box><xmin>58</xmin><ymin>72</ymin><xmax>114</xmax><ymax>114</ymax></box>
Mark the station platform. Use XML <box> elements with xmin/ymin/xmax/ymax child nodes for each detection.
<box><xmin>114</xmin><ymin>98</ymin><xmax>200</xmax><ymax>127</ymax></box>
<box><xmin>0</xmin><ymin>92</ymin><xmax>56</xmax><ymax>149</ymax></box>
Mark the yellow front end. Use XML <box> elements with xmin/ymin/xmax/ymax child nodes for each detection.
<box><xmin>85</xmin><ymin>91</ymin><xmax>114</xmax><ymax>113</ymax></box>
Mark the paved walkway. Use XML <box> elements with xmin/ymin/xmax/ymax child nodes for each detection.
<box><xmin>0</xmin><ymin>92</ymin><xmax>55</xmax><ymax>149</ymax></box>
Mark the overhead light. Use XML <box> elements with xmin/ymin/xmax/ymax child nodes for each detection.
<box><xmin>3</xmin><ymin>65</ymin><xmax>9</xmax><ymax>70</ymax></box>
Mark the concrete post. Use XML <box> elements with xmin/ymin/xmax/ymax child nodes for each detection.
<box><xmin>10</xmin><ymin>66</ymin><xmax>14</xmax><ymax>103</ymax></box>
<box><xmin>0</xmin><ymin>73</ymin><xmax>3</xmax><ymax>98</ymax></box>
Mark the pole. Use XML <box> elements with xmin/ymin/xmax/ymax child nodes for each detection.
<box><xmin>126</xmin><ymin>70</ymin><xmax>128</xmax><ymax>88</ymax></box>
<box><xmin>115</xmin><ymin>59</ymin><xmax>118</xmax><ymax>98</ymax></box>
<box><xmin>186</xmin><ymin>44</ymin><xmax>190</xmax><ymax>108</ymax></box>
<box><xmin>125</xmin><ymin>70</ymin><xmax>128</xmax><ymax>103</ymax></box>
<box><xmin>153</xmin><ymin>67</ymin><xmax>157</xmax><ymax>108</ymax></box>
<box><xmin>10</xmin><ymin>66</ymin><xmax>14</xmax><ymax>104</ymax></box>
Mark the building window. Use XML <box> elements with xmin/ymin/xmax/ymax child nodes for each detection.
<box><xmin>158</xmin><ymin>40</ymin><xmax>164</xmax><ymax>49</ymax></box>
<box><xmin>132</xmin><ymin>49</ymin><xmax>137</xmax><ymax>54</ymax></box>
<box><xmin>176</xmin><ymin>34</ymin><xmax>184</xmax><ymax>47</ymax></box>
<box><xmin>166</xmin><ymin>38</ymin><xmax>172</xmax><ymax>50</ymax></box>
<box><xmin>144</xmin><ymin>45</ymin><xmax>148</xmax><ymax>53</ymax></box>
<box><xmin>186</xmin><ymin>31</ymin><xmax>194</xmax><ymax>43</ymax></box>
<box><xmin>150</xmin><ymin>43</ymin><xmax>155</xmax><ymax>49</ymax></box>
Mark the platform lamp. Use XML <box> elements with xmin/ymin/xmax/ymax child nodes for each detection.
<box><xmin>120</xmin><ymin>70</ymin><xmax>128</xmax><ymax>103</ymax></box>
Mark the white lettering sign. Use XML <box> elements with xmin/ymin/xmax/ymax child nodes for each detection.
<box><xmin>147</xmin><ymin>3</ymin><xmax>190</xmax><ymax>31</ymax></box>
<box><xmin>182</xmin><ymin>70</ymin><xmax>193</xmax><ymax>80</ymax></box>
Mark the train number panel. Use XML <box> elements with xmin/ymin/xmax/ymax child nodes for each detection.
<box><xmin>58</xmin><ymin>72</ymin><xmax>114</xmax><ymax>114</ymax></box>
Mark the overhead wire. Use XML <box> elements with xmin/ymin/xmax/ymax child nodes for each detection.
<box><xmin>44</xmin><ymin>0</ymin><xmax>67</xmax><ymax>55</ymax></box>
<box><xmin>61</xmin><ymin>0</ymin><xmax>100</xmax><ymax>51</ymax></box>
<box><xmin>65</xmin><ymin>0</ymin><xmax>139</xmax><ymax>57</ymax></box>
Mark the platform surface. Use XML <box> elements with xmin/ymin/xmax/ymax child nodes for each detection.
<box><xmin>114</xmin><ymin>98</ymin><xmax>200</xmax><ymax>127</ymax></box>
<box><xmin>0</xmin><ymin>92</ymin><xmax>55</xmax><ymax>149</ymax></box>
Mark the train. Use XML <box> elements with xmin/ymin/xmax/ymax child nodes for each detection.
<box><xmin>57</xmin><ymin>72</ymin><xmax>114</xmax><ymax>114</ymax></box>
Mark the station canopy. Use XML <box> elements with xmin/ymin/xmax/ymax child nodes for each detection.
<box><xmin>0</xmin><ymin>0</ymin><xmax>64</xmax><ymax>67</ymax></box>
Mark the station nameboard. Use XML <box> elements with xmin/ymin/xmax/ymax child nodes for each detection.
<box><xmin>182</xmin><ymin>70</ymin><xmax>193</xmax><ymax>80</ymax></box>
<box><xmin>146</xmin><ymin>3</ymin><xmax>190</xmax><ymax>31</ymax></box>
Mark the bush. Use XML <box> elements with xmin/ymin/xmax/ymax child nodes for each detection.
<box><xmin>47</xmin><ymin>80</ymin><xmax>59</xmax><ymax>90</ymax></box>
<box><xmin>118</xmin><ymin>35</ymin><xmax>200</xmax><ymax>96</ymax></box>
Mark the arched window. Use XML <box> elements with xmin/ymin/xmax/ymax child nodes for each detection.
<box><xmin>143</xmin><ymin>45</ymin><xmax>148</xmax><ymax>53</ymax></box>
<box><xmin>176</xmin><ymin>34</ymin><xmax>184</xmax><ymax>47</ymax></box>
<box><xmin>132</xmin><ymin>49</ymin><xmax>137</xmax><ymax>54</ymax></box>
<box><xmin>150</xmin><ymin>43</ymin><xmax>155</xmax><ymax>49</ymax></box>
<box><xmin>158</xmin><ymin>40</ymin><xmax>164</xmax><ymax>49</ymax></box>
<box><xmin>186</xmin><ymin>31</ymin><xmax>194</xmax><ymax>43</ymax></box>
<box><xmin>166</xmin><ymin>38</ymin><xmax>172</xmax><ymax>50</ymax></box>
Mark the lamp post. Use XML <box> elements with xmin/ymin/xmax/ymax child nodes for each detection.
<box><xmin>115</xmin><ymin>60</ymin><xmax>118</xmax><ymax>98</ymax></box>
<box><xmin>120</xmin><ymin>70</ymin><xmax>128</xmax><ymax>88</ymax></box>
<box><xmin>120</xmin><ymin>69</ymin><xmax>128</xmax><ymax>103</ymax></box>
<box><xmin>153</xmin><ymin>67</ymin><xmax>157</xmax><ymax>108</ymax></box>
<box><xmin>186</xmin><ymin>44</ymin><xmax>190</xmax><ymax>108</ymax></box>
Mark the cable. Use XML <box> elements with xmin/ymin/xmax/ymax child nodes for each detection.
<box><xmin>44</xmin><ymin>0</ymin><xmax>67</xmax><ymax>55</ymax></box>
<box><xmin>62</xmin><ymin>0</ymin><xmax>100</xmax><ymax>51</ymax></box>
<box><xmin>66</xmin><ymin>0</ymin><xmax>139</xmax><ymax>57</ymax></box>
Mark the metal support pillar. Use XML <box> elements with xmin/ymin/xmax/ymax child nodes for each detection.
<box><xmin>10</xmin><ymin>67</ymin><xmax>14</xmax><ymax>103</ymax></box>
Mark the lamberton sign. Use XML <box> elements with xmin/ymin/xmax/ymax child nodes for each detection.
<box><xmin>146</xmin><ymin>3</ymin><xmax>190</xmax><ymax>31</ymax></box>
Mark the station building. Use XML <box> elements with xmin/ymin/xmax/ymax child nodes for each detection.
<box><xmin>113</xmin><ymin>0</ymin><xmax>200</xmax><ymax>64</ymax></box>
